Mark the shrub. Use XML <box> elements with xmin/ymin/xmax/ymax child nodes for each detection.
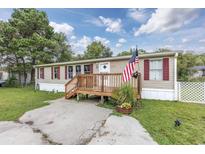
<box><xmin>188</xmin><ymin>77</ymin><xmax>205</xmax><ymax>82</ymax></box>
<box><xmin>5</xmin><ymin>76</ymin><xmax>20</xmax><ymax>87</ymax></box>
<box><xmin>111</xmin><ymin>84</ymin><xmax>137</xmax><ymax>106</ymax></box>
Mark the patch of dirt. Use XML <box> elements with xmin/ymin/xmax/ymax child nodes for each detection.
<box><xmin>25</xmin><ymin>121</ymin><xmax>34</xmax><ymax>125</ymax></box>
<box><xmin>46</xmin><ymin>121</ymin><xmax>54</xmax><ymax>125</ymax></box>
<box><xmin>32</xmin><ymin>127</ymin><xmax>62</xmax><ymax>145</ymax></box>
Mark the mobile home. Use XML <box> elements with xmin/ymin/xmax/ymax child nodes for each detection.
<box><xmin>34</xmin><ymin>52</ymin><xmax>178</xmax><ymax>101</ymax></box>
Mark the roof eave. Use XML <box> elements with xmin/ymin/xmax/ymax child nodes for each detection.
<box><xmin>34</xmin><ymin>52</ymin><xmax>177</xmax><ymax>68</ymax></box>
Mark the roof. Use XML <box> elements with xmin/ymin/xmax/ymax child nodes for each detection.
<box><xmin>34</xmin><ymin>52</ymin><xmax>178</xmax><ymax>68</ymax></box>
<box><xmin>191</xmin><ymin>66</ymin><xmax>205</xmax><ymax>70</ymax></box>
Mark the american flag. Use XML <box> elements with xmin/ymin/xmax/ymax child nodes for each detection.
<box><xmin>122</xmin><ymin>48</ymin><xmax>139</xmax><ymax>82</ymax></box>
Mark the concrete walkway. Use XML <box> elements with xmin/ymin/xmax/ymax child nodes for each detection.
<box><xmin>0</xmin><ymin>98</ymin><xmax>157</xmax><ymax>145</ymax></box>
<box><xmin>0</xmin><ymin>121</ymin><xmax>46</xmax><ymax>145</ymax></box>
<box><xmin>89</xmin><ymin>115</ymin><xmax>157</xmax><ymax>145</ymax></box>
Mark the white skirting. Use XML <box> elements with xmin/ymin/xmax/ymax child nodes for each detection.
<box><xmin>36</xmin><ymin>82</ymin><xmax>177</xmax><ymax>101</ymax></box>
<box><xmin>37</xmin><ymin>83</ymin><xmax>65</xmax><ymax>92</ymax></box>
<box><xmin>141</xmin><ymin>88</ymin><xmax>177</xmax><ymax>101</ymax></box>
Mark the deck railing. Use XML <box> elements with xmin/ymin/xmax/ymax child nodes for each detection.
<box><xmin>65</xmin><ymin>73</ymin><xmax>141</xmax><ymax>98</ymax></box>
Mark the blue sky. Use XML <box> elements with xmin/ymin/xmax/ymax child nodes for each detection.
<box><xmin>0</xmin><ymin>8</ymin><xmax>205</xmax><ymax>55</ymax></box>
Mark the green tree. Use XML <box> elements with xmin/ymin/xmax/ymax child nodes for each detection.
<box><xmin>117</xmin><ymin>48</ymin><xmax>146</xmax><ymax>57</ymax></box>
<box><xmin>84</xmin><ymin>41</ymin><xmax>112</xmax><ymax>59</ymax></box>
<box><xmin>0</xmin><ymin>9</ymin><xmax>73</xmax><ymax>85</ymax></box>
<box><xmin>155</xmin><ymin>48</ymin><xmax>172</xmax><ymax>53</ymax></box>
<box><xmin>117</xmin><ymin>50</ymin><xmax>132</xmax><ymax>56</ymax></box>
<box><xmin>177</xmin><ymin>53</ymin><xmax>205</xmax><ymax>81</ymax></box>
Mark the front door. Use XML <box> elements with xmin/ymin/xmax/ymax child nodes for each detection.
<box><xmin>99</xmin><ymin>62</ymin><xmax>110</xmax><ymax>73</ymax></box>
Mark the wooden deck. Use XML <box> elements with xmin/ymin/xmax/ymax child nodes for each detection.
<box><xmin>65</xmin><ymin>73</ymin><xmax>141</xmax><ymax>99</ymax></box>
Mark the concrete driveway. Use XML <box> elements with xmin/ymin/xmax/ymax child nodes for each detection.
<box><xmin>0</xmin><ymin>98</ymin><xmax>157</xmax><ymax>145</ymax></box>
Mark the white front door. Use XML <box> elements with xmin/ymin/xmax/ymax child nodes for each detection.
<box><xmin>99</xmin><ymin>62</ymin><xmax>110</xmax><ymax>73</ymax></box>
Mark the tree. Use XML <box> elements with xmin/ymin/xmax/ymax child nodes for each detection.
<box><xmin>155</xmin><ymin>48</ymin><xmax>172</xmax><ymax>53</ymax></box>
<box><xmin>0</xmin><ymin>9</ymin><xmax>73</xmax><ymax>85</ymax></box>
<box><xmin>84</xmin><ymin>41</ymin><xmax>112</xmax><ymax>59</ymax></box>
<box><xmin>117</xmin><ymin>50</ymin><xmax>132</xmax><ymax>56</ymax></box>
<box><xmin>177</xmin><ymin>53</ymin><xmax>205</xmax><ymax>81</ymax></box>
<box><xmin>52</xmin><ymin>32</ymin><xmax>73</xmax><ymax>62</ymax></box>
<box><xmin>117</xmin><ymin>48</ymin><xmax>146</xmax><ymax>57</ymax></box>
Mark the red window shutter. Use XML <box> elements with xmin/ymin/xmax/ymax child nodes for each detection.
<box><xmin>42</xmin><ymin>68</ymin><xmax>44</xmax><ymax>79</ymax></box>
<box><xmin>163</xmin><ymin>58</ymin><xmax>169</xmax><ymax>80</ymax></box>
<box><xmin>90</xmin><ymin>64</ymin><xmax>93</xmax><ymax>74</ymax></box>
<box><xmin>37</xmin><ymin>68</ymin><xmax>39</xmax><ymax>79</ymax></box>
<box><xmin>51</xmin><ymin>67</ymin><xmax>53</xmax><ymax>79</ymax></box>
<box><xmin>144</xmin><ymin>59</ymin><xmax>149</xmax><ymax>80</ymax></box>
<box><xmin>65</xmin><ymin>66</ymin><xmax>67</xmax><ymax>79</ymax></box>
<box><xmin>58</xmin><ymin>66</ymin><xmax>60</xmax><ymax>80</ymax></box>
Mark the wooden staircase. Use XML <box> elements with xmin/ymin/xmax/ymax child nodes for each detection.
<box><xmin>65</xmin><ymin>76</ymin><xmax>78</xmax><ymax>99</ymax></box>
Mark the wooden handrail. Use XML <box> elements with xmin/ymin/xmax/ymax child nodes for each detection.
<box><xmin>65</xmin><ymin>75</ymin><xmax>78</xmax><ymax>87</ymax></box>
<box><xmin>78</xmin><ymin>73</ymin><xmax>122</xmax><ymax>76</ymax></box>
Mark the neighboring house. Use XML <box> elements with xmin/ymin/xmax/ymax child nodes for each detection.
<box><xmin>34</xmin><ymin>52</ymin><xmax>178</xmax><ymax>101</ymax></box>
<box><xmin>191</xmin><ymin>66</ymin><xmax>205</xmax><ymax>78</ymax></box>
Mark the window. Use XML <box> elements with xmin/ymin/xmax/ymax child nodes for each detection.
<box><xmin>54</xmin><ymin>67</ymin><xmax>59</xmax><ymax>79</ymax></box>
<box><xmin>40</xmin><ymin>68</ymin><xmax>44</xmax><ymax>79</ymax></box>
<box><xmin>68</xmin><ymin>66</ymin><xmax>73</xmax><ymax>79</ymax></box>
<box><xmin>84</xmin><ymin>65</ymin><xmax>91</xmax><ymax>74</ymax></box>
<box><xmin>76</xmin><ymin>65</ymin><xmax>81</xmax><ymax>75</ymax></box>
<box><xmin>150</xmin><ymin>60</ymin><xmax>162</xmax><ymax>80</ymax></box>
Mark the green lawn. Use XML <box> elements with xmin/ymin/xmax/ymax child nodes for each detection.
<box><xmin>0</xmin><ymin>87</ymin><xmax>64</xmax><ymax>121</ymax></box>
<box><xmin>99</xmin><ymin>100</ymin><xmax>205</xmax><ymax>145</ymax></box>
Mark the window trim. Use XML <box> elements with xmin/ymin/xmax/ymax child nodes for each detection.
<box><xmin>53</xmin><ymin>66</ymin><xmax>59</xmax><ymax>79</ymax></box>
<box><xmin>149</xmin><ymin>59</ymin><xmax>163</xmax><ymax>81</ymax></box>
<box><xmin>76</xmin><ymin>65</ymin><xmax>81</xmax><ymax>75</ymax></box>
<box><xmin>84</xmin><ymin>64</ymin><xmax>91</xmax><ymax>74</ymax></box>
<box><xmin>39</xmin><ymin>67</ymin><xmax>44</xmax><ymax>79</ymax></box>
<box><xmin>67</xmin><ymin>66</ymin><xmax>73</xmax><ymax>79</ymax></box>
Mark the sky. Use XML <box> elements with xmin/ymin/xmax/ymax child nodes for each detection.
<box><xmin>0</xmin><ymin>8</ymin><xmax>205</xmax><ymax>55</ymax></box>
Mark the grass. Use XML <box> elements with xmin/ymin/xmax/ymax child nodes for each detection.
<box><xmin>0</xmin><ymin>87</ymin><xmax>64</xmax><ymax>121</ymax></box>
<box><xmin>100</xmin><ymin>99</ymin><xmax>205</xmax><ymax>145</ymax></box>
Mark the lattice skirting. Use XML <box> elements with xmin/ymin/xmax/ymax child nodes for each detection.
<box><xmin>178</xmin><ymin>82</ymin><xmax>205</xmax><ymax>104</ymax></box>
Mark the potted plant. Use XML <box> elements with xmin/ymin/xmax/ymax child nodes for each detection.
<box><xmin>116</xmin><ymin>102</ymin><xmax>132</xmax><ymax>114</ymax></box>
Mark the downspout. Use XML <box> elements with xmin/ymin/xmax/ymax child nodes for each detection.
<box><xmin>174</xmin><ymin>53</ymin><xmax>178</xmax><ymax>101</ymax></box>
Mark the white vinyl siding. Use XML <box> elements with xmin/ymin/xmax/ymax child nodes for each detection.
<box><xmin>150</xmin><ymin>60</ymin><xmax>163</xmax><ymax>80</ymax></box>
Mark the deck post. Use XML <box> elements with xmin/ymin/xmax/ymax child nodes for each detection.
<box><xmin>101</xmin><ymin>75</ymin><xmax>104</xmax><ymax>92</ymax></box>
<box><xmin>77</xmin><ymin>93</ymin><xmax>80</xmax><ymax>102</ymax></box>
<box><xmin>100</xmin><ymin>96</ymin><xmax>104</xmax><ymax>104</ymax></box>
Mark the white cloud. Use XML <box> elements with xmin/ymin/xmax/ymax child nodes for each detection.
<box><xmin>50</xmin><ymin>21</ymin><xmax>74</xmax><ymax>37</ymax></box>
<box><xmin>127</xmin><ymin>9</ymin><xmax>148</xmax><ymax>23</ymax></box>
<box><xmin>134</xmin><ymin>9</ymin><xmax>199</xmax><ymax>36</ymax></box>
<box><xmin>70</xmin><ymin>35</ymin><xmax>76</xmax><ymax>40</ymax></box>
<box><xmin>165</xmin><ymin>37</ymin><xmax>175</xmax><ymax>43</ymax></box>
<box><xmin>84</xmin><ymin>18</ymin><xmax>104</xmax><ymax>27</ymax></box>
<box><xmin>199</xmin><ymin>39</ymin><xmax>205</xmax><ymax>43</ymax></box>
<box><xmin>99</xmin><ymin>16</ymin><xmax>122</xmax><ymax>33</ymax></box>
<box><xmin>164</xmin><ymin>45</ymin><xmax>173</xmax><ymax>49</ymax></box>
<box><xmin>118</xmin><ymin>38</ymin><xmax>127</xmax><ymax>43</ymax></box>
<box><xmin>94</xmin><ymin>36</ymin><xmax>110</xmax><ymax>45</ymax></box>
<box><xmin>116</xmin><ymin>43</ymin><xmax>122</xmax><ymax>48</ymax></box>
<box><xmin>71</xmin><ymin>35</ymin><xmax>110</xmax><ymax>53</ymax></box>
<box><xmin>115</xmin><ymin>38</ymin><xmax>127</xmax><ymax>48</ymax></box>
<box><xmin>71</xmin><ymin>35</ymin><xmax>92</xmax><ymax>53</ymax></box>
<box><xmin>182</xmin><ymin>38</ymin><xmax>189</xmax><ymax>43</ymax></box>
